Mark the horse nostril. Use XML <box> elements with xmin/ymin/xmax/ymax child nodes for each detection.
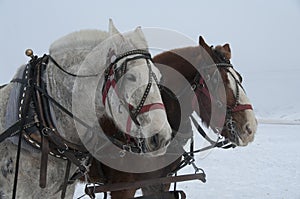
<box><xmin>164</xmin><ymin>139</ymin><xmax>171</xmax><ymax>147</ymax></box>
<box><xmin>151</xmin><ymin>134</ymin><xmax>160</xmax><ymax>148</ymax></box>
<box><xmin>244</xmin><ymin>124</ymin><xmax>253</xmax><ymax>135</ymax></box>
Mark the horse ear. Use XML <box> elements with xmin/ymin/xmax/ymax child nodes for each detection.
<box><xmin>109</xmin><ymin>18</ymin><xmax>121</xmax><ymax>36</ymax></box>
<box><xmin>223</xmin><ymin>43</ymin><xmax>231</xmax><ymax>59</ymax></box>
<box><xmin>199</xmin><ymin>36</ymin><xmax>211</xmax><ymax>52</ymax></box>
<box><xmin>133</xmin><ymin>26</ymin><xmax>148</xmax><ymax>48</ymax></box>
<box><xmin>223</xmin><ymin>43</ymin><xmax>231</xmax><ymax>53</ymax></box>
<box><xmin>134</xmin><ymin>26</ymin><xmax>144</xmax><ymax>37</ymax></box>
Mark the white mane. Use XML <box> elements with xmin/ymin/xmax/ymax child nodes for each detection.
<box><xmin>49</xmin><ymin>30</ymin><xmax>109</xmax><ymax>71</ymax></box>
<box><xmin>50</xmin><ymin>29</ymin><xmax>109</xmax><ymax>53</ymax></box>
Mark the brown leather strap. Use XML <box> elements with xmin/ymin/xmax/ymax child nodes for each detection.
<box><xmin>39</xmin><ymin>133</ymin><xmax>49</xmax><ymax>188</ymax></box>
<box><xmin>85</xmin><ymin>173</ymin><xmax>206</xmax><ymax>194</ymax></box>
<box><xmin>61</xmin><ymin>160</ymin><xmax>71</xmax><ymax>199</ymax></box>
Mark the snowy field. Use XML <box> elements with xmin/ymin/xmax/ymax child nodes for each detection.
<box><xmin>74</xmin><ymin>120</ymin><xmax>300</xmax><ymax>199</ymax></box>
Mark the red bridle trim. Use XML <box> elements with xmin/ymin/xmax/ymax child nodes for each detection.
<box><xmin>192</xmin><ymin>77</ymin><xmax>254</xmax><ymax>114</ymax></box>
<box><xmin>102</xmin><ymin>78</ymin><xmax>118</xmax><ymax>106</ymax></box>
<box><xmin>126</xmin><ymin>115</ymin><xmax>133</xmax><ymax>133</ymax></box>
<box><xmin>126</xmin><ymin>103</ymin><xmax>165</xmax><ymax>133</ymax></box>
<box><xmin>138</xmin><ymin>103</ymin><xmax>165</xmax><ymax>114</ymax></box>
<box><xmin>231</xmin><ymin>104</ymin><xmax>253</xmax><ymax>112</ymax></box>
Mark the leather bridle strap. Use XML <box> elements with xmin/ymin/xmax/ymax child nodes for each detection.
<box><xmin>130</xmin><ymin>102</ymin><xmax>165</xmax><ymax>114</ymax></box>
<box><xmin>102</xmin><ymin>50</ymin><xmax>165</xmax><ymax>130</ymax></box>
<box><xmin>231</xmin><ymin>104</ymin><xmax>253</xmax><ymax>112</ymax></box>
<box><xmin>126</xmin><ymin>103</ymin><xmax>165</xmax><ymax>133</ymax></box>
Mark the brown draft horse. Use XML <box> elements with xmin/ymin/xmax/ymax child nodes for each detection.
<box><xmin>82</xmin><ymin>36</ymin><xmax>257</xmax><ymax>199</ymax></box>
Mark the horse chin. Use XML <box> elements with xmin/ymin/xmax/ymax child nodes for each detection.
<box><xmin>222</xmin><ymin>129</ymin><xmax>254</xmax><ymax>147</ymax></box>
<box><xmin>238</xmin><ymin>132</ymin><xmax>255</xmax><ymax>146</ymax></box>
<box><xmin>236</xmin><ymin>136</ymin><xmax>249</xmax><ymax>146</ymax></box>
<box><xmin>143</xmin><ymin>136</ymin><xmax>170</xmax><ymax>157</ymax></box>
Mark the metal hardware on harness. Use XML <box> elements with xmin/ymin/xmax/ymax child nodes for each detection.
<box><xmin>133</xmin><ymin>190</ymin><xmax>187</xmax><ymax>199</ymax></box>
<box><xmin>25</xmin><ymin>49</ymin><xmax>34</xmax><ymax>58</ymax></box>
<box><xmin>84</xmin><ymin>183</ymin><xmax>108</xmax><ymax>199</ymax></box>
<box><xmin>190</xmin><ymin>114</ymin><xmax>236</xmax><ymax>149</ymax></box>
<box><xmin>41</xmin><ymin>127</ymin><xmax>53</xmax><ymax>136</ymax></box>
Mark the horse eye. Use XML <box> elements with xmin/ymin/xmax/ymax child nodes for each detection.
<box><xmin>126</xmin><ymin>74</ymin><xmax>136</xmax><ymax>82</ymax></box>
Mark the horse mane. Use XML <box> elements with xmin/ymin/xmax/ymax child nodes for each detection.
<box><xmin>49</xmin><ymin>30</ymin><xmax>109</xmax><ymax>71</ymax></box>
<box><xmin>50</xmin><ymin>29</ymin><xmax>109</xmax><ymax>53</ymax></box>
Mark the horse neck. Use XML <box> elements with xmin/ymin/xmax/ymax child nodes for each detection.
<box><xmin>45</xmin><ymin>63</ymin><xmax>82</xmax><ymax>144</ymax></box>
<box><xmin>154</xmin><ymin>46</ymin><xmax>200</xmax><ymax>82</ymax></box>
<box><xmin>45</xmin><ymin>50</ymin><xmax>106</xmax><ymax>145</ymax></box>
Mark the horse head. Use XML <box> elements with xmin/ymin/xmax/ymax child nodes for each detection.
<box><xmin>96</xmin><ymin>20</ymin><xmax>172</xmax><ymax>156</ymax></box>
<box><xmin>196</xmin><ymin>36</ymin><xmax>257</xmax><ymax>146</ymax></box>
<box><xmin>153</xmin><ymin>36</ymin><xmax>257</xmax><ymax>147</ymax></box>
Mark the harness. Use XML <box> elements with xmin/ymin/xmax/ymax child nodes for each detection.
<box><xmin>189</xmin><ymin>57</ymin><xmax>253</xmax><ymax>147</ymax></box>
<box><xmin>0</xmin><ymin>50</ymin><xmax>101</xmax><ymax>199</ymax></box>
<box><xmin>0</xmin><ymin>49</ymin><xmax>183</xmax><ymax>199</ymax></box>
<box><xmin>101</xmin><ymin>50</ymin><xmax>170</xmax><ymax>154</ymax></box>
<box><xmin>0</xmin><ymin>46</ymin><xmax>253</xmax><ymax>199</ymax></box>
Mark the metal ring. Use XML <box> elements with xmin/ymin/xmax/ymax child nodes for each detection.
<box><xmin>216</xmin><ymin>100</ymin><xmax>223</xmax><ymax>108</ymax></box>
<box><xmin>41</xmin><ymin>127</ymin><xmax>51</xmax><ymax>136</ymax></box>
<box><xmin>27</xmin><ymin>78</ymin><xmax>33</xmax><ymax>87</ymax></box>
<box><xmin>191</xmin><ymin>84</ymin><xmax>197</xmax><ymax>91</ymax></box>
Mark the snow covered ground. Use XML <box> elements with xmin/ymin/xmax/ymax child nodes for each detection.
<box><xmin>73</xmin><ymin>119</ymin><xmax>300</xmax><ymax>199</ymax></box>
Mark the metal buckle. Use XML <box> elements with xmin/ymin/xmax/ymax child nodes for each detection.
<box><xmin>57</xmin><ymin>143</ymin><xmax>69</xmax><ymax>154</ymax></box>
<box><xmin>41</xmin><ymin>127</ymin><xmax>53</xmax><ymax>136</ymax></box>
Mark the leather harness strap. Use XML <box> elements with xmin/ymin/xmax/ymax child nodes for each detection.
<box><xmin>35</xmin><ymin>55</ymin><xmax>50</xmax><ymax>189</ymax></box>
<box><xmin>0</xmin><ymin>54</ymin><xmax>94</xmax><ymax>199</ymax></box>
<box><xmin>12</xmin><ymin>60</ymin><xmax>36</xmax><ymax>199</ymax></box>
<box><xmin>0</xmin><ymin>49</ymin><xmax>238</xmax><ymax>199</ymax></box>
<box><xmin>85</xmin><ymin>173</ymin><xmax>205</xmax><ymax>196</ymax></box>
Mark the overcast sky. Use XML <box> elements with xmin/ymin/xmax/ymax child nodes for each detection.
<box><xmin>1</xmin><ymin>0</ymin><xmax>299</xmax><ymax>115</ymax></box>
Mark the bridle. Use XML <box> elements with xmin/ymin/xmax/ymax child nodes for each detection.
<box><xmin>190</xmin><ymin>48</ymin><xmax>253</xmax><ymax>145</ymax></box>
<box><xmin>102</xmin><ymin>49</ymin><xmax>165</xmax><ymax>130</ymax></box>
<box><xmin>101</xmin><ymin>49</ymin><xmax>170</xmax><ymax>154</ymax></box>
<box><xmin>0</xmin><ymin>49</ymin><xmax>167</xmax><ymax>199</ymax></box>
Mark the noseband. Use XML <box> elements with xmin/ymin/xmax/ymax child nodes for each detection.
<box><xmin>102</xmin><ymin>49</ymin><xmax>165</xmax><ymax>129</ymax></box>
